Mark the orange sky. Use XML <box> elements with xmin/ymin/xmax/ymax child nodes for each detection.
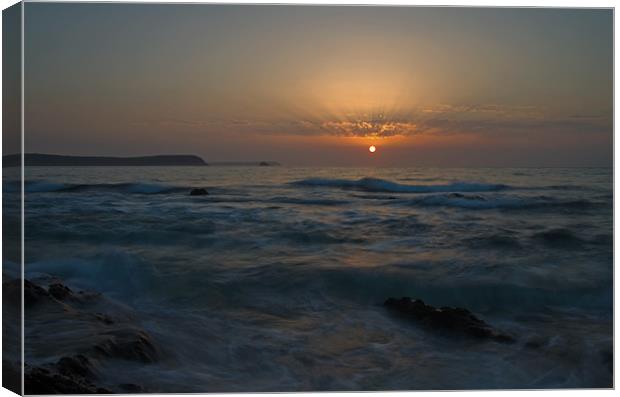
<box><xmin>19</xmin><ymin>4</ymin><xmax>613</xmax><ymax>166</ymax></box>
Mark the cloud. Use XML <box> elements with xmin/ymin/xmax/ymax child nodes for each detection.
<box><xmin>132</xmin><ymin>103</ymin><xmax>611</xmax><ymax>139</ymax></box>
<box><xmin>317</xmin><ymin>120</ymin><xmax>419</xmax><ymax>137</ymax></box>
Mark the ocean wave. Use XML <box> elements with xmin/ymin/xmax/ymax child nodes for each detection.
<box><xmin>290</xmin><ymin>177</ymin><xmax>508</xmax><ymax>193</ymax></box>
<box><xmin>4</xmin><ymin>180</ymin><xmax>69</xmax><ymax>193</ymax></box>
<box><xmin>266</xmin><ymin>196</ymin><xmax>350</xmax><ymax>206</ymax></box>
<box><xmin>20</xmin><ymin>180</ymin><xmax>185</xmax><ymax>194</ymax></box>
<box><xmin>25</xmin><ymin>251</ymin><xmax>157</xmax><ymax>299</ymax></box>
<box><xmin>394</xmin><ymin>193</ymin><xmax>598</xmax><ymax>210</ymax></box>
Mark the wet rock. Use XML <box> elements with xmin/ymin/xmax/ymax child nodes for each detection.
<box><xmin>48</xmin><ymin>283</ymin><xmax>73</xmax><ymax>301</ymax></box>
<box><xmin>5</xmin><ymin>279</ymin><xmax>73</xmax><ymax>308</ymax></box>
<box><xmin>6</xmin><ymin>279</ymin><xmax>81</xmax><ymax>308</ymax></box>
<box><xmin>56</xmin><ymin>355</ymin><xmax>94</xmax><ymax>379</ymax></box>
<box><xmin>94</xmin><ymin>329</ymin><xmax>159</xmax><ymax>363</ymax></box>
<box><xmin>25</xmin><ymin>366</ymin><xmax>110</xmax><ymax>394</ymax></box>
<box><xmin>95</xmin><ymin>313</ymin><xmax>114</xmax><ymax>325</ymax></box>
<box><xmin>76</xmin><ymin>290</ymin><xmax>102</xmax><ymax>301</ymax></box>
<box><xmin>24</xmin><ymin>280</ymin><xmax>52</xmax><ymax>306</ymax></box>
<box><xmin>119</xmin><ymin>383</ymin><xmax>144</xmax><ymax>392</ymax></box>
<box><xmin>384</xmin><ymin>297</ymin><xmax>515</xmax><ymax>343</ymax></box>
<box><xmin>190</xmin><ymin>188</ymin><xmax>208</xmax><ymax>196</ymax></box>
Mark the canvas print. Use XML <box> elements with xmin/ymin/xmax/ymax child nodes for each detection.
<box><xmin>2</xmin><ymin>3</ymin><xmax>614</xmax><ymax>394</ymax></box>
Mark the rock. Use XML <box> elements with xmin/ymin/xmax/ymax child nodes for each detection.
<box><xmin>94</xmin><ymin>329</ymin><xmax>159</xmax><ymax>363</ymax></box>
<box><xmin>22</xmin><ymin>280</ymin><xmax>51</xmax><ymax>307</ymax></box>
<box><xmin>94</xmin><ymin>313</ymin><xmax>114</xmax><ymax>325</ymax></box>
<box><xmin>5</xmin><ymin>279</ymin><xmax>83</xmax><ymax>308</ymax></box>
<box><xmin>189</xmin><ymin>188</ymin><xmax>208</xmax><ymax>196</ymax></box>
<box><xmin>5</xmin><ymin>279</ymin><xmax>73</xmax><ymax>308</ymax></box>
<box><xmin>56</xmin><ymin>355</ymin><xmax>94</xmax><ymax>379</ymax></box>
<box><xmin>48</xmin><ymin>283</ymin><xmax>73</xmax><ymax>300</ymax></box>
<box><xmin>25</xmin><ymin>365</ymin><xmax>111</xmax><ymax>394</ymax></box>
<box><xmin>384</xmin><ymin>297</ymin><xmax>515</xmax><ymax>343</ymax></box>
<box><xmin>119</xmin><ymin>383</ymin><xmax>144</xmax><ymax>392</ymax></box>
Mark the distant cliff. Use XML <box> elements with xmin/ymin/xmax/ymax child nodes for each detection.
<box><xmin>3</xmin><ymin>153</ymin><xmax>208</xmax><ymax>167</ymax></box>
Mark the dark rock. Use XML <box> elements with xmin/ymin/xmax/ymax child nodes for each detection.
<box><xmin>384</xmin><ymin>297</ymin><xmax>515</xmax><ymax>343</ymax></box>
<box><xmin>119</xmin><ymin>383</ymin><xmax>144</xmax><ymax>392</ymax></box>
<box><xmin>25</xmin><ymin>366</ymin><xmax>111</xmax><ymax>394</ymax></box>
<box><xmin>7</xmin><ymin>279</ymin><xmax>79</xmax><ymax>308</ymax></box>
<box><xmin>95</xmin><ymin>313</ymin><xmax>114</xmax><ymax>325</ymax></box>
<box><xmin>48</xmin><ymin>283</ymin><xmax>73</xmax><ymax>301</ymax></box>
<box><xmin>190</xmin><ymin>188</ymin><xmax>208</xmax><ymax>196</ymax></box>
<box><xmin>94</xmin><ymin>329</ymin><xmax>159</xmax><ymax>363</ymax></box>
<box><xmin>22</xmin><ymin>280</ymin><xmax>51</xmax><ymax>307</ymax></box>
<box><xmin>56</xmin><ymin>355</ymin><xmax>94</xmax><ymax>379</ymax></box>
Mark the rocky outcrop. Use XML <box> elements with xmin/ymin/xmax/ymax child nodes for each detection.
<box><xmin>23</xmin><ymin>280</ymin><xmax>51</xmax><ymax>307</ymax></box>
<box><xmin>19</xmin><ymin>277</ymin><xmax>159</xmax><ymax>393</ymax></box>
<box><xmin>48</xmin><ymin>283</ymin><xmax>73</xmax><ymax>301</ymax></box>
<box><xmin>384</xmin><ymin>297</ymin><xmax>515</xmax><ymax>343</ymax></box>
<box><xmin>56</xmin><ymin>355</ymin><xmax>94</xmax><ymax>379</ymax></box>
<box><xmin>94</xmin><ymin>329</ymin><xmax>159</xmax><ymax>363</ymax></box>
<box><xmin>4</xmin><ymin>279</ymin><xmax>80</xmax><ymax>308</ymax></box>
<box><xmin>24</xmin><ymin>355</ymin><xmax>111</xmax><ymax>395</ymax></box>
<box><xmin>190</xmin><ymin>188</ymin><xmax>209</xmax><ymax>196</ymax></box>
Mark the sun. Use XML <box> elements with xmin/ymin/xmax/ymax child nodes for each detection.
<box><xmin>369</xmin><ymin>145</ymin><xmax>377</xmax><ymax>153</ymax></box>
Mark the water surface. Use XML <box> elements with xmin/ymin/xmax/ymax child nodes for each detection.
<box><xmin>9</xmin><ymin>166</ymin><xmax>613</xmax><ymax>391</ymax></box>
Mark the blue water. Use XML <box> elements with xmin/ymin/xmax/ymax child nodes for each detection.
<box><xmin>9</xmin><ymin>166</ymin><xmax>613</xmax><ymax>390</ymax></box>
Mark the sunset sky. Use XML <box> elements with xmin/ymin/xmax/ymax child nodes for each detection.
<box><xmin>23</xmin><ymin>4</ymin><xmax>612</xmax><ymax>166</ymax></box>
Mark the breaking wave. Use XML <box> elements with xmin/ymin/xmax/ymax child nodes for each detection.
<box><xmin>15</xmin><ymin>180</ymin><xmax>186</xmax><ymax>194</ymax></box>
<box><xmin>290</xmin><ymin>177</ymin><xmax>509</xmax><ymax>193</ymax></box>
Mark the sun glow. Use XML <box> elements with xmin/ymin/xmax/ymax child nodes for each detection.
<box><xmin>369</xmin><ymin>145</ymin><xmax>376</xmax><ymax>153</ymax></box>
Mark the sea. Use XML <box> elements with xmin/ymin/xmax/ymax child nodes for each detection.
<box><xmin>3</xmin><ymin>166</ymin><xmax>614</xmax><ymax>391</ymax></box>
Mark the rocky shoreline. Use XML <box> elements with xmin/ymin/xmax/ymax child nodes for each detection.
<box><xmin>6</xmin><ymin>276</ymin><xmax>612</xmax><ymax>392</ymax></box>
<box><xmin>384</xmin><ymin>297</ymin><xmax>516</xmax><ymax>343</ymax></box>
<box><xmin>4</xmin><ymin>277</ymin><xmax>158</xmax><ymax>394</ymax></box>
